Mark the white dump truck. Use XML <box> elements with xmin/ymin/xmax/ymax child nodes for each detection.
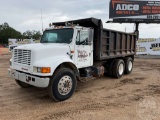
<box><xmin>8</xmin><ymin>18</ymin><xmax>136</xmax><ymax>101</ymax></box>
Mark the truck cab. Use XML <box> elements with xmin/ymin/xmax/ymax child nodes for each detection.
<box><xmin>40</xmin><ymin>25</ymin><xmax>94</xmax><ymax>68</ymax></box>
<box><xmin>9</xmin><ymin>24</ymin><xmax>94</xmax><ymax>101</ymax></box>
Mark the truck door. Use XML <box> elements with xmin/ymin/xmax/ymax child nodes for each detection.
<box><xmin>75</xmin><ymin>29</ymin><xmax>93</xmax><ymax>68</ymax></box>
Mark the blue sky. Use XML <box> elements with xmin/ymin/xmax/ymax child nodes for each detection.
<box><xmin>0</xmin><ymin>0</ymin><xmax>160</xmax><ymax>38</ymax></box>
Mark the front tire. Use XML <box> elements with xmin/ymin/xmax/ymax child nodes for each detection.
<box><xmin>15</xmin><ymin>80</ymin><xmax>31</xmax><ymax>88</ymax></box>
<box><xmin>48</xmin><ymin>68</ymin><xmax>77</xmax><ymax>101</ymax></box>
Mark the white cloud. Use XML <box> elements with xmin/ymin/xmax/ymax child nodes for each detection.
<box><xmin>86</xmin><ymin>9</ymin><xmax>105</xmax><ymax>15</ymax></box>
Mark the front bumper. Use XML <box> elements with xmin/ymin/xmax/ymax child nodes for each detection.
<box><xmin>8</xmin><ymin>69</ymin><xmax>50</xmax><ymax>88</ymax></box>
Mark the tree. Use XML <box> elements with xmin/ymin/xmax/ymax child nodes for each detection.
<box><xmin>22</xmin><ymin>30</ymin><xmax>32</xmax><ymax>39</ymax></box>
<box><xmin>23</xmin><ymin>30</ymin><xmax>41</xmax><ymax>39</ymax></box>
<box><xmin>32</xmin><ymin>30</ymin><xmax>41</xmax><ymax>39</ymax></box>
<box><xmin>0</xmin><ymin>23</ymin><xmax>22</xmax><ymax>44</ymax></box>
<box><xmin>0</xmin><ymin>22</ymin><xmax>42</xmax><ymax>45</ymax></box>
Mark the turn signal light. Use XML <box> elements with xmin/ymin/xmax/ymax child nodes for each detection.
<box><xmin>41</xmin><ymin>67</ymin><xmax>51</xmax><ymax>73</ymax></box>
<box><xmin>71</xmin><ymin>50</ymin><xmax>74</xmax><ymax>53</ymax></box>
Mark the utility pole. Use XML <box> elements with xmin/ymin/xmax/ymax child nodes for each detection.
<box><xmin>41</xmin><ymin>10</ymin><xmax>44</xmax><ymax>33</ymax></box>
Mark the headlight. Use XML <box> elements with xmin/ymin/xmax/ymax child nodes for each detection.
<box><xmin>33</xmin><ymin>67</ymin><xmax>51</xmax><ymax>73</ymax></box>
<box><xmin>10</xmin><ymin>59</ymin><xmax>12</xmax><ymax>66</ymax></box>
<box><xmin>37</xmin><ymin>67</ymin><xmax>41</xmax><ymax>72</ymax></box>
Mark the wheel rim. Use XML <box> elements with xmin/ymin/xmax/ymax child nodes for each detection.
<box><xmin>119</xmin><ymin>63</ymin><xmax>124</xmax><ymax>75</ymax></box>
<box><xmin>128</xmin><ymin>61</ymin><xmax>133</xmax><ymax>71</ymax></box>
<box><xmin>58</xmin><ymin>75</ymin><xmax>73</xmax><ymax>96</ymax></box>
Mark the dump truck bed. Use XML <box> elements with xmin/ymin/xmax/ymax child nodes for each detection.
<box><xmin>52</xmin><ymin>17</ymin><xmax>137</xmax><ymax>61</ymax></box>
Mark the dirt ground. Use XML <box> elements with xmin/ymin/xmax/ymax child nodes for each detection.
<box><xmin>0</xmin><ymin>48</ymin><xmax>9</xmax><ymax>54</ymax></box>
<box><xmin>0</xmin><ymin>51</ymin><xmax>160</xmax><ymax>120</ymax></box>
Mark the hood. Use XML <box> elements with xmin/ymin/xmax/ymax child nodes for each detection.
<box><xmin>14</xmin><ymin>43</ymin><xmax>71</xmax><ymax>65</ymax></box>
<box><xmin>15</xmin><ymin>43</ymin><xmax>70</xmax><ymax>51</ymax></box>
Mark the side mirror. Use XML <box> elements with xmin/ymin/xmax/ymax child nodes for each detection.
<box><xmin>76</xmin><ymin>30</ymin><xmax>80</xmax><ymax>45</ymax></box>
<box><xmin>88</xmin><ymin>29</ymin><xmax>94</xmax><ymax>46</ymax></box>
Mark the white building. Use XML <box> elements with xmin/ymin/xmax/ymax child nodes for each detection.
<box><xmin>137</xmin><ymin>38</ymin><xmax>160</xmax><ymax>55</ymax></box>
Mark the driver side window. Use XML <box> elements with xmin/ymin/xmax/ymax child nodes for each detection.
<box><xmin>76</xmin><ymin>30</ymin><xmax>89</xmax><ymax>45</ymax></box>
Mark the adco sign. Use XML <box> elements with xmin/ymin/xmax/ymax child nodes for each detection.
<box><xmin>109</xmin><ymin>0</ymin><xmax>160</xmax><ymax>23</ymax></box>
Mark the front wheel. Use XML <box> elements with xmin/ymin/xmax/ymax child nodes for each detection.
<box><xmin>48</xmin><ymin>68</ymin><xmax>77</xmax><ymax>101</ymax></box>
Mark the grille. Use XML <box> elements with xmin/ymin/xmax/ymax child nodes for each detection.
<box><xmin>14</xmin><ymin>49</ymin><xmax>31</xmax><ymax>65</ymax></box>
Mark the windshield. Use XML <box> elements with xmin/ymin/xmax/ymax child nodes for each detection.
<box><xmin>41</xmin><ymin>28</ymin><xmax>74</xmax><ymax>44</ymax></box>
